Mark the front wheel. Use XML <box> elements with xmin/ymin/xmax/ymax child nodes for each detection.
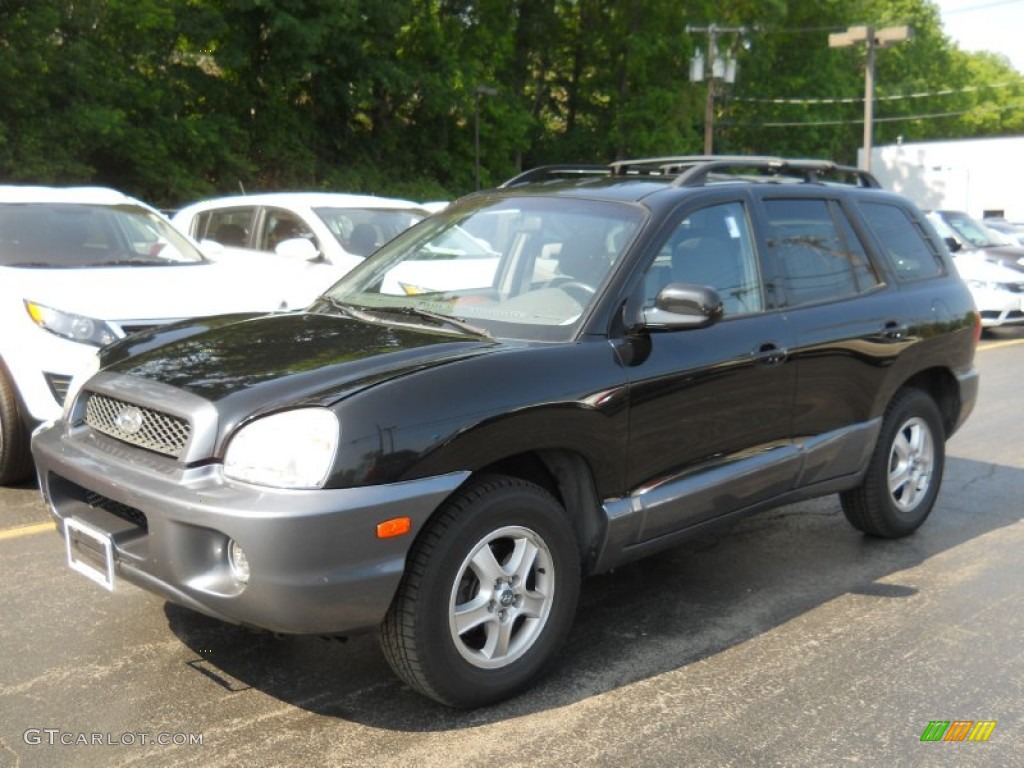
<box><xmin>380</xmin><ymin>475</ymin><xmax>580</xmax><ymax>707</ymax></box>
<box><xmin>0</xmin><ymin>366</ymin><xmax>33</xmax><ymax>485</ymax></box>
<box><xmin>841</xmin><ymin>389</ymin><xmax>945</xmax><ymax>538</ymax></box>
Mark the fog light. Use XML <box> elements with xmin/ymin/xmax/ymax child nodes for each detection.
<box><xmin>227</xmin><ymin>539</ymin><xmax>250</xmax><ymax>583</ymax></box>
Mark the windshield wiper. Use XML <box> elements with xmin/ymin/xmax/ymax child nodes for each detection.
<box><xmin>324</xmin><ymin>297</ymin><xmax>493</xmax><ymax>340</ymax></box>
<box><xmin>323</xmin><ymin>297</ymin><xmax>388</xmax><ymax>325</ymax></box>
<box><xmin>385</xmin><ymin>305</ymin><xmax>494</xmax><ymax>340</ymax></box>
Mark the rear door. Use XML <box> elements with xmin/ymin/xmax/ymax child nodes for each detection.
<box><xmin>752</xmin><ymin>192</ymin><xmax>917</xmax><ymax>483</ymax></box>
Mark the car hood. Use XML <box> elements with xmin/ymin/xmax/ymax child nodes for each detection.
<box><xmin>4</xmin><ymin>261</ymin><xmax>288</xmax><ymax>320</ymax></box>
<box><xmin>953</xmin><ymin>252</ymin><xmax>1024</xmax><ymax>282</ymax></box>
<box><xmin>100</xmin><ymin>310</ymin><xmax>500</xmax><ymax>415</ymax></box>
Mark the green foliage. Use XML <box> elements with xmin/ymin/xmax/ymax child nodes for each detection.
<box><xmin>0</xmin><ymin>0</ymin><xmax>1020</xmax><ymax>206</ymax></box>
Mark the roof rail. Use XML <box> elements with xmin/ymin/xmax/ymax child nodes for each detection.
<box><xmin>608</xmin><ymin>155</ymin><xmax>879</xmax><ymax>188</ymax></box>
<box><xmin>502</xmin><ymin>156</ymin><xmax>880</xmax><ymax>190</ymax></box>
<box><xmin>499</xmin><ymin>164</ymin><xmax>609</xmax><ymax>188</ymax></box>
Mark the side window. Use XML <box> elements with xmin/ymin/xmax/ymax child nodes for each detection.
<box><xmin>859</xmin><ymin>202</ymin><xmax>944</xmax><ymax>281</ymax></box>
<box><xmin>204</xmin><ymin>208</ymin><xmax>257</xmax><ymax>248</ymax></box>
<box><xmin>260</xmin><ymin>208</ymin><xmax>315</xmax><ymax>252</ymax></box>
<box><xmin>642</xmin><ymin>201</ymin><xmax>763</xmax><ymax>317</ymax></box>
<box><xmin>763</xmin><ymin>198</ymin><xmax>876</xmax><ymax>307</ymax></box>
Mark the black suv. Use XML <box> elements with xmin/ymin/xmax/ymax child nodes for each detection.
<box><xmin>33</xmin><ymin>156</ymin><xmax>979</xmax><ymax>708</ymax></box>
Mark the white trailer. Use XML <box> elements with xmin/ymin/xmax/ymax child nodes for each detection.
<box><xmin>863</xmin><ymin>136</ymin><xmax>1024</xmax><ymax>221</ymax></box>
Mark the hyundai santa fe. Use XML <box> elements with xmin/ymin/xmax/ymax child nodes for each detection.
<box><xmin>33</xmin><ymin>156</ymin><xmax>979</xmax><ymax>707</ymax></box>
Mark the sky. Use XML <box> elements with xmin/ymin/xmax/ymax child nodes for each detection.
<box><xmin>934</xmin><ymin>0</ymin><xmax>1024</xmax><ymax>73</ymax></box>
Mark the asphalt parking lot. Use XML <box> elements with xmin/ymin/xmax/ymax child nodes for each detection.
<box><xmin>1</xmin><ymin>328</ymin><xmax>1022</xmax><ymax>768</ymax></box>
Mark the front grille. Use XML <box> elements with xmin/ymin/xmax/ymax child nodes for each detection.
<box><xmin>84</xmin><ymin>393</ymin><xmax>191</xmax><ymax>458</ymax></box>
<box><xmin>84</xmin><ymin>490</ymin><xmax>148</xmax><ymax>531</ymax></box>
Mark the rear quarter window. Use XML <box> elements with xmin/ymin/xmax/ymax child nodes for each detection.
<box><xmin>858</xmin><ymin>202</ymin><xmax>945</xmax><ymax>281</ymax></box>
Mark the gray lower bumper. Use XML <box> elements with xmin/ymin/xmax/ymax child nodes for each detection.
<box><xmin>32</xmin><ymin>421</ymin><xmax>469</xmax><ymax>635</ymax></box>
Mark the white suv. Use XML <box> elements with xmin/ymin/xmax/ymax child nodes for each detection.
<box><xmin>172</xmin><ymin>193</ymin><xmax>429</xmax><ymax>306</ymax></box>
<box><xmin>0</xmin><ymin>186</ymin><xmax>292</xmax><ymax>483</ymax></box>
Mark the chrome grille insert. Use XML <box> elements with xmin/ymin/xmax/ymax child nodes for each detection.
<box><xmin>84</xmin><ymin>393</ymin><xmax>191</xmax><ymax>458</ymax></box>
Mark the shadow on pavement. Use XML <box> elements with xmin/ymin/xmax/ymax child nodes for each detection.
<box><xmin>164</xmin><ymin>455</ymin><xmax>1022</xmax><ymax>731</ymax></box>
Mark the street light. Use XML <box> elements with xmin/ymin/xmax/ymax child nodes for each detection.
<box><xmin>474</xmin><ymin>85</ymin><xmax>498</xmax><ymax>190</ymax></box>
<box><xmin>829</xmin><ymin>25</ymin><xmax>912</xmax><ymax>172</ymax></box>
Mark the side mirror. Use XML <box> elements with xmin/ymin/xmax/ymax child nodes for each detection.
<box><xmin>635</xmin><ymin>283</ymin><xmax>723</xmax><ymax>332</ymax></box>
<box><xmin>275</xmin><ymin>237</ymin><xmax>321</xmax><ymax>262</ymax></box>
<box><xmin>198</xmin><ymin>239</ymin><xmax>226</xmax><ymax>259</ymax></box>
<box><xmin>944</xmin><ymin>236</ymin><xmax>962</xmax><ymax>253</ymax></box>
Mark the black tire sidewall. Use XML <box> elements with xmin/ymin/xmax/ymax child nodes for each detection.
<box><xmin>0</xmin><ymin>364</ymin><xmax>32</xmax><ymax>484</ymax></box>
<box><xmin>410</xmin><ymin>479</ymin><xmax>580</xmax><ymax>707</ymax></box>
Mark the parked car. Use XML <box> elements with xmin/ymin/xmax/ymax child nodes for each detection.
<box><xmin>173</xmin><ymin>193</ymin><xmax>429</xmax><ymax>306</ymax></box>
<box><xmin>34</xmin><ymin>157</ymin><xmax>980</xmax><ymax>707</ymax></box>
<box><xmin>0</xmin><ymin>185</ymin><xmax>291</xmax><ymax>484</ymax></box>
<box><xmin>926</xmin><ymin>209</ymin><xmax>1024</xmax><ymax>273</ymax></box>
<box><xmin>951</xmin><ymin>251</ymin><xmax>1024</xmax><ymax>328</ymax></box>
<box><xmin>925</xmin><ymin>213</ymin><xmax>1024</xmax><ymax>328</ymax></box>
<box><xmin>982</xmin><ymin>217</ymin><xmax>1024</xmax><ymax>246</ymax></box>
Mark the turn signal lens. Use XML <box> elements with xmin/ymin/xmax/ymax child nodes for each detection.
<box><xmin>376</xmin><ymin>517</ymin><xmax>412</xmax><ymax>539</ymax></box>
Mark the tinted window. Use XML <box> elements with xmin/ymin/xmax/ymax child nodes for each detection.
<box><xmin>764</xmin><ymin>198</ymin><xmax>876</xmax><ymax>306</ymax></box>
<box><xmin>859</xmin><ymin>202</ymin><xmax>944</xmax><ymax>281</ymax></box>
<box><xmin>644</xmin><ymin>201</ymin><xmax>763</xmax><ymax>316</ymax></box>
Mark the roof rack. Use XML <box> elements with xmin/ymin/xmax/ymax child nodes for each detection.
<box><xmin>609</xmin><ymin>155</ymin><xmax>880</xmax><ymax>188</ymax></box>
<box><xmin>499</xmin><ymin>156</ymin><xmax>880</xmax><ymax>190</ymax></box>
<box><xmin>499</xmin><ymin>164</ymin><xmax>609</xmax><ymax>188</ymax></box>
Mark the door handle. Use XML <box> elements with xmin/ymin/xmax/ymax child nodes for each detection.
<box><xmin>882</xmin><ymin>321</ymin><xmax>909</xmax><ymax>341</ymax></box>
<box><xmin>753</xmin><ymin>341</ymin><xmax>788</xmax><ymax>366</ymax></box>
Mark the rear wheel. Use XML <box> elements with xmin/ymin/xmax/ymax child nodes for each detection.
<box><xmin>380</xmin><ymin>474</ymin><xmax>580</xmax><ymax>707</ymax></box>
<box><xmin>0</xmin><ymin>367</ymin><xmax>33</xmax><ymax>485</ymax></box>
<box><xmin>841</xmin><ymin>389</ymin><xmax>945</xmax><ymax>538</ymax></box>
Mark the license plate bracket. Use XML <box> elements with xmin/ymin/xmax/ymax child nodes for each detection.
<box><xmin>65</xmin><ymin>517</ymin><xmax>115</xmax><ymax>591</ymax></box>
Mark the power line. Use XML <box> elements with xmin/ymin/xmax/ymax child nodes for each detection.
<box><xmin>942</xmin><ymin>0</ymin><xmax>1024</xmax><ymax>15</ymax></box>
<box><xmin>733</xmin><ymin>81</ymin><xmax>1018</xmax><ymax>105</ymax></box>
<box><xmin>746</xmin><ymin>101</ymin><xmax>1023</xmax><ymax>127</ymax></box>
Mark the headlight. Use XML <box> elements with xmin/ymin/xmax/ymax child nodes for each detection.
<box><xmin>25</xmin><ymin>301</ymin><xmax>119</xmax><ymax>347</ymax></box>
<box><xmin>223</xmin><ymin>409</ymin><xmax>339</xmax><ymax>489</ymax></box>
<box><xmin>62</xmin><ymin>352</ymin><xmax>101</xmax><ymax>421</ymax></box>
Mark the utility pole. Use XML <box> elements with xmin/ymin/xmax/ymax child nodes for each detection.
<box><xmin>829</xmin><ymin>25</ymin><xmax>912</xmax><ymax>172</ymax></box>
<box><xmin>474</xmin><ymin>85</ymin><xmax>498</xmax><ymax>191</ymax></box>
<box><xmin>687</xmin><ymin>24</ymin><xmax>747</xmax><ymax>155</ymax></box>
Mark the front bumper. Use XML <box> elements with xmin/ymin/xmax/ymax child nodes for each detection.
<box><xmin>32</xmin><ymin>421</ymin><xmax>468</xmax><ymax>635</ymax></box>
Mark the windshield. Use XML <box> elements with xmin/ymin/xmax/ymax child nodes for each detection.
<box><xmin>313</xmin><ymin>206</ymin><xmax>428</xmax><ymax>257</ymax></box>
<box><xmin>324</xmin><ymin>196</ymin><xmax>644</xmax><ymax>341</ymax></box>
<box><xmin>942</xmin><ymin>212</ymin><xmax>1009</xmax><ymax>248</ymax></box>
<box><xmin>0</xmin><ymin>203</ymin><xmax>204</xmax><ymax>268</ymax></box>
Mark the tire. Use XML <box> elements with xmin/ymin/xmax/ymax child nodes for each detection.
<box><xmin>840</xmin><ymin>388</ymin><xmax>945</xmax><ymax>538</ymax></box>
<box><xmin>380</xmin><ymin>474</ymin><xmax>581</xmax><ymax>708</ymax></box>
<box><xmin>0</xmin><ymin>366</ymin><xmax>33</xmax><ymax>485</ymax></box>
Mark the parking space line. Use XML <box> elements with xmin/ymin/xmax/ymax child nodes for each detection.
<box><xmin>980</xmin><ymin>338</ymin><xmax>1024</xmax><ymax>351</ymax></box>
<box><xmin>0</xmin><ymin>521</ymin><xmax>56</xmax><ymax>540</ymax></box>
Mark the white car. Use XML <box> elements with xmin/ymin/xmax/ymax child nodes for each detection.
<box><xmin>0</xmin><ymin>186</ymin><xmax>293</xmax><ymax>483</ymax></box>
<box><xmin>172</xmin><ymin>193</ymin><xmax>429</xmax><ymax>306</ymax></box>
<box><xmin>952</xmin><ymin>251</ymin><xmax>1024</xmax><ymax>328</ymax></box>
